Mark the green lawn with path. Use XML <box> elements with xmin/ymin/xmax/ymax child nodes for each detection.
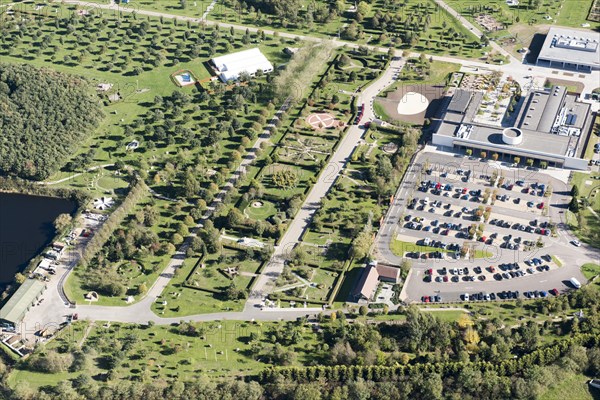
<box><xmin>150</xmin><ymin>256</ymin><xmax>246</xmax><ymax>317</ymax></box>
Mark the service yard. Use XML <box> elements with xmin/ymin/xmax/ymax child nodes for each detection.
<box><xmin>376</xmin><ymin>148</ymin><xmax>594</xmax><ymax>303</ymax></box>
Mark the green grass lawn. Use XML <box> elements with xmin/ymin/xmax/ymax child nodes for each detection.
<box><xmin>584</xmin><ymin>116</ymin><xmax>600</xmax><ymax>160</ymax></box>
<box><xmin>65</xmin><ymin>254</ymin><xmax>166</xmax><ymax>307</ymax></box>
<box><xmin>382</xmin><ymin>59</ymin><xmax>460</xmax><ymax>96</ymax></box>
<box><xmin>581</xmin><ymin>263</ymin><xmax>600</xmax><ymax>282</ymax></box>
<box><xmin>150</xmin><ymin>256</ymin><xmax>246</xmax><ymax>317</ymax></box>
<box><xmin>83</xmin><ymin>0</ymin><xmax>487</xmax><ymax>58</ymax></box>
<box><xmin>417</xmin><ymin>309</ymin><xmax>468</xmax><ymax>322</ymax></box>
<box><xmin>243</xmin><ymin>199</ymin><xmax>278</xmax><ymax>220</ymax></box>
<box><xmin>540</xmin><ymin>371</ymin><xmax>595</xmax><ymax>400</ymax></box>
<box><xmin>569</xmin><ymin>172</ymin><xmax>600</xmax><ymax>248</ymax></box>
<box><xmin>8</xmin><ymin>319</ymin><xmax>325</xmax><ymax>386</ymax></box>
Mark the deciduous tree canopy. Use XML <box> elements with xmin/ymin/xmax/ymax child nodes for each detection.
<box><xmin>0</xmin><ymin>63</ymin><xmax>103</xmax><ymax>179</ymax></box>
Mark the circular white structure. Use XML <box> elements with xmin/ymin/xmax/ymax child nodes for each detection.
<box><xmin>502</xmin><ymin>127</ymin><xmax>523</xmax><ymax>145</ymax></box>
<box><xmin>397</xmin><ymin>92</ymin><xmax>429</xmax><ymax>115</ymax></box>
<box><xmin>93</xmin><ymin>197</ymin><xmax>115</xmax><ymax>210</ymax></box>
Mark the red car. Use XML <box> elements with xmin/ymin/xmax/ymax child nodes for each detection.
<box><xmin>489</xmin><ymin>266</ymin><xmax>496</xmax><ymax>273</ymax></box>
<box><xmin>422</xmin><ymin>296</ymin><xmax>430</xmax><ymax>303</ymax></box>
<box><xmin>550</xmin><ymin>288</ymin><xmax>559</xmax><ymax>296</ymax></box>
<box><xmin>537</xmin><ymin>202</ymin><xmax>545</xmax><ymax>209</ymax></box>
<box><xmin>462</xmin><ymin>187</ymin><xmax>468</xmax><ymax>194</ymax></box>
<box><xmin>443</xmin><ymin>276</ymin><xmax>449</xmax><ymax>282</ymax></box>
<box><xmin>426</xmin><ymin>268</ymin><xmax>433</xmax><ymax>275</ymax></box>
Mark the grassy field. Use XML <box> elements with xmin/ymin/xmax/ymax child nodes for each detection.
<box><xmin>569</xmin><ymin>172</ymin><xmax>600</xmax><ymax>248</ymax></box>
<box><xmin>150</xmin><ymin>256</ymin><xmax>246</xmax><ymax>317</ymax></box>
<box><xmin>417</xmin><ymin>309</ymin><xmax>468</xmax><ymax>322</ymax></box>
<box><xmin>7</xmin><ymin>319</ymin><xmax>324</xmax><ymax>387</ymax></box>
<box><xmin>581</xmin><ymin>263</ymin><xmax>600</xmax><ymax>289</ymax></box>
<box><xmin>583</xmin><ymin>115</ymin><xmax>600</xmax><ymax>161</ymax></box>
<box><xmin>383</xmin><ymin>59</ymin><xmax>460</xmax><ymax>94</ymax></box>
<box><xmin>539</xmin><ymin>372</ymin><xmax>595</xmax><ymax>400</ymax></box>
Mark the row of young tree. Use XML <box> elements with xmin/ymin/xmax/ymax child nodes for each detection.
<box><xmin>0</xmin><ymin>63</ymin><xmax>103</xmax><ymax>179</ymax></box>
<box><xmin>79</xmin><ymin>179</ymin><xmax>148</xmax><ymax>267</ymax></box>
<box><xmin>8</xmin><ymin>328</ymin><xmax>600</xmax><ymax>399</ymax></box>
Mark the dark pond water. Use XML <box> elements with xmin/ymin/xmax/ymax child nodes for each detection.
<box><xmin>0</xmin><ymin>193</ymin><xmax>76</xmax><ymax>283</ymax></box>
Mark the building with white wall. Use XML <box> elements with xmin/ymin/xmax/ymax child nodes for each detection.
<box><xmin>432</xmin><ymin>85</ymin><xmax>593</xmax><ymax>170</ymax></box>
<box><xmin>211</xmin><ymin>48</ymin><xmax>274</xmax><ymax>82</ymax></box>
<box><xmin>536</xmin><ymin>27</ymin><xmax>600</xmax><ymax>72</ymax></box>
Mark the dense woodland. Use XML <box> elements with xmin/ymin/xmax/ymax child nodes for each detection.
<box><xmin>0</xmin><ymin>64</ymin><xmax>103</xmax><ymax>180</ymax></box>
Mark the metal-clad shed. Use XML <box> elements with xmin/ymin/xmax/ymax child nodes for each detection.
<box><xmin>0</xmin><ymin>279</ymin><xmax>46</xmax><ymax>327</ymax></box>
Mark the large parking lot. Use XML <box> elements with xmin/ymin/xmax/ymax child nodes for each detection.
<box><xmin>376</xmin><ymin>149</ymin><xmax>592</xmax><ymax>303</ymax></box>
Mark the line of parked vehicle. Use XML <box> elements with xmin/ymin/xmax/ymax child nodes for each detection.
<box><xmin>421</xmin><ymin>288</ymin><xmax>560</xmax><ymax>303</ymax></box>
<box><xmin>459</xmin><ymin>287</ymin><xmax>560</xmax><ymax>302</ymax></box>
<box><xmin>425</xmin><ymin>254</ymin><xmax>560</xmax><ymax>284</ymax></box>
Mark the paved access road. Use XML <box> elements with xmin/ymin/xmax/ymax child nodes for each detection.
<box><xmin>244</xmin><ymin>57</ymin><xmax>405</xmax><ymax>311</ymax></box>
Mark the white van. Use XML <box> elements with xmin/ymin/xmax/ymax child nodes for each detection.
<box><xmin>423</xmin><ymin>237</ymin><xmax>431</xmax><ymax>246</ymax></box>
<box><xmin>570</xmin><ymin>277</ymin><xmax>582</xmax><ymax>289</ymax></box>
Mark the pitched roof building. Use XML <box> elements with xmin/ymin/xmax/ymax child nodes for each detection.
<box><xmin>0</xmin><ymin>279</ymin><xmax>46</xmax><ymax>327</ymax></box>
<box><xmin>352</xmin><ymin>265</ymin><xmax>380</xmax><ymax>301</ymax></box>
<box><xmin>376</xmin><ymin>264</ymin><xmax>401</xmax><ymax>283</ymax></box>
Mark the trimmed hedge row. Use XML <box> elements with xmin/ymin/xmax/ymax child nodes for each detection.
<box><xmin>259</xmin><ymin>333</ymin><xmax>600</xmax><ymax>383</ymax></box>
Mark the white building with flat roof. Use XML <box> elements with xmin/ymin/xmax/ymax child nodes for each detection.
<box><xmin>211</xmin><ymin>48</ymin><xmax>274</xmax><ymax>82</ymax></box>
<box><xmin>536</xmin><ymin>27</ymin><xmax>600</xmax><ymax>72</ymax></box>
<box><xmin>432</xmin><ymin>85</ymin><xmax>592</xmax><ymax>170</ymax></box>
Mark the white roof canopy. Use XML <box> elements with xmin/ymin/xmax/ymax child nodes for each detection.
<box><xmin>212</xmin><ymin>48</ymin><xmax>274</xmax><ymax>81</ymax></box>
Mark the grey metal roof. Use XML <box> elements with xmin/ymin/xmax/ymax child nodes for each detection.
<box><xmin>537</xmin><ymin>27</ymin><xmax>600</xmax><ymax>68</ymax></box>
<box><xmin>0</xmin><ymin>279</ymin><xmax>45</xmax><ymax>325</ymax></box>
<box><xmin>446</xmin><ymin>89</ymin><xmax>473</xmax><ymax>114</ymax></box>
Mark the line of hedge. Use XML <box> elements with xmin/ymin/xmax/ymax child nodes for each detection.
<box><xmin>259</xmin><ymin>333</ymin><xmax>600</xmax><ymax>383</ymax></box>
<box><xmin>182</xmin><ymin>244</ymin><xmax>268</xmax><ymax>294</ymax></box>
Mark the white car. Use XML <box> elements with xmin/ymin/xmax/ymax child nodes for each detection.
<box><xmin>571</xmin><ymin>240</ymin><xmax>581</xmax><ymax>247</ymax></box>
<box><xmin>463</xmin><ymin>293</ymin><xmax>470</xmax><ymax>301</ymax></box>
